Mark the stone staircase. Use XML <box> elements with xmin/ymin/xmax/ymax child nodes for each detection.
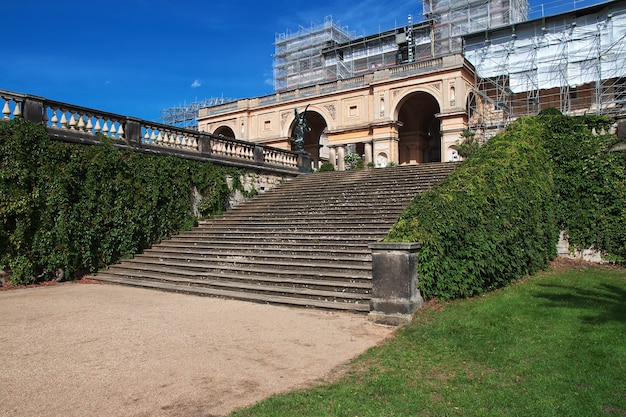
<box><xmin>94</xmin><ymin>163</ymin><xmax>456</xmax><ymax>313</ymax></box>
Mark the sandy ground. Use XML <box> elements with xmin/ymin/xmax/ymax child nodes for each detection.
<box><xmin>0</xmin><ymin>283</ymin><xmax>393</xmax><ymax>417</ymax></box>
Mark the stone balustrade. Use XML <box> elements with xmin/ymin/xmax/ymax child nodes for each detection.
<box><xmin>1</xmin><ymin>90</ymin><xmax>305</xmax><ymax>173</ymax></box>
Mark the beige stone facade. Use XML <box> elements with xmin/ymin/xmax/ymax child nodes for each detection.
<box><xmin>198</xmin><ymin>54</ymin><xmax>475</xmax><ymax>169</ymax></box>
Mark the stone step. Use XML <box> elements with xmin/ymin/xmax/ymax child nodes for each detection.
<box><xmin>95</xmin><ymin>275</ymin><xmax>371</xmax><ymax>312</ymax></box>
<box><xmin>142</xmin><ymin>248</ymin><xmax>371</xmax><ymax>265</ymax></box>
<box><xmin>169</xmin><ymin>233</ymin><xmax>385</xmax><ymax>243</ymax></box>
<box><xmin>163</xmin><ymin>238</ymin><xmax>373</xmax><ymax>251</ymax></box>
<box><xmin>155</xmin><ymin>240</ymin><xmax>372</xmax><ymax>255</ymax></box>
<box><xmin>202</xmin><ymin>213</ymin><xmax>400</xmax><ymax>222</ymax></box>
<box><xmin>98</xmin><ymin>267</ymin><xmax>370</xmax><ymax>293</ymax></box>
<box><xmin>115</xmin><ymin>257</ymin><xmax>372</xmax><ymax>279</ymax></box>
<box><xmin>226</xmin><ymin>204</ymin><xmax>410</xmax><ymax>213</ymax></box>
<box><xmin>93</xmin><ymin>162</ymin><xmax>457</xmax><ymax>313</ymax></box>
<box><xmin>183</xmin><ymin>226</ymin><xmax>392</xmax><ymax>235</ymax></box>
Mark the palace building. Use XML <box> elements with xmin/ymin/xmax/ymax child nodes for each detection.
<box><xmin>195</xmin><ymin>0</ymin><xmax>626</xmax><ymax>169</ymax></box>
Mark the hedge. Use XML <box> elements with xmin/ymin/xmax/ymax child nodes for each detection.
<box><xmin>0</xmin><ymin>118</ymin><xmax>238</xmax><ymax>285</ymax></box>
<box><xmin>386</xmin><ymin>117</ymin><xmax>559</xmax><ymax>300</ymax></box>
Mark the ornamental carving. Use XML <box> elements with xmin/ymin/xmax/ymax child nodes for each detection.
<box><xmin>323</xmin><ymin>104</ymin><xmax>336</xmax><ymax>120</ymax></box>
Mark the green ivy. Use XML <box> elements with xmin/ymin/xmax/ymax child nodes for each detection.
<box><xmin>386</xmin><ymin>117</ymin><xmax>559</xmax><ymax>300</ymax></box>
<box><xmin>538</xmin><ymin>113</ymin><xmax>626</xmax><ymax>258</ymax></box>
<box><xmin>387</xmin><ymin>113</ymin><xmax>626</xmax><ymax>300</ymax></box>
<box><xmin>0</xmin><ymin>118</ymin><xmax>237</xmax><ymax>285</ymax></box>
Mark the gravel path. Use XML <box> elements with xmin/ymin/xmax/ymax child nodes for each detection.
<box><xmin>0</xmin><ymin>283</ymin><xmax>392</xmax><ymax>417</ymax></box>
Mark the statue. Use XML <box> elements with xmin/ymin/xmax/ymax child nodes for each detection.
<box><xmin>293</xmin><ymin>105</ymin><xmax>311</xmax><ymax>152</ymax></box>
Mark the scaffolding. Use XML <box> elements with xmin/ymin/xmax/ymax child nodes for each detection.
<box><xmin>160</xmin><ymin>97</ymin><xmax>236</xmax><ymax>129</ymax></box>
<box><xmin>322</xmin><ymin>21</ymin><xmax>433</xmax><ymax>79</ymax></box>
<box><xmin>464</xmin><ymin>0</ymin><xmax>626</xmax><ymax>139</ymax></box>
<box><xmin>274</xmin><ymin>16</ymin><xmax>354</xmax><ymax>91</ymax></box>
<box><xmin>272</xmin><ymin>0</ymin><xmax>530</xmax><ymax>93</ymax></box>
<box><xmin>424</xmin><ymin>0</ymin><xmax>529</xmax><ymax>56</ymax></box>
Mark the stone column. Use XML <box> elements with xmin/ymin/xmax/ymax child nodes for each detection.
<box><xmin>363</xmin><ymin>142</ymin><xmax>373</xmax><ymax>165</ymax></box>
<box><xmin>328</xmin><ymin>147</ymin><xmax>336</xmax><ymax>169</ymax></box>
<box><xmin>337</xmin><ymin>146</ymin><xmax>346</xmax><ymax>171</ymax></box>
<box><xmin>368</xmin><ymin>242</ymin><xmax>424</xmax><ymax>326</ymax></box>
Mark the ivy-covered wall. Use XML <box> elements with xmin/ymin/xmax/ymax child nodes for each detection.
<box><xmin>386</xmin><ymin>117</ymin><xmax>558</xmax><ymax>300</ymax></box>
<box><xmin>0</xmin><ymin>119</ymin><xmax>258</xmax><ymax>285</ymax></box>
<box><xmin>539</xmin><ymin>112</ymin><xmax>626</xmax><ymax>259</ymax></box>
<box><xmin>387</xmin><ymin>113</ymin><xmax>626</xmax><ymax>300</ymax></box>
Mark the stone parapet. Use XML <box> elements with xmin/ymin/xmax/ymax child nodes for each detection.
<box><xmin>368</xmin><ymin>242</ymin><xmax>424</xmax><ymax>326</ymax></box>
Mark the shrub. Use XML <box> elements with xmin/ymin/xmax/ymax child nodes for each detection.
<box><xmin>317</xmin><ymin>161</ymin><xmax>336</xmax><ymax>172</ymax></box>
<box><xmin>457</xmin><ymin>129</ymin><xmax>481</xmax><ymax>159</ymax></box>
<box><xmin>344</xmin><ymin>151</ymin><xmax>365</xmax><ymax>170</ymax></box>
<box><xmin>386</xmin><ymin>117</ymin><xmax>558</xmax><ymax>300</ymax></box>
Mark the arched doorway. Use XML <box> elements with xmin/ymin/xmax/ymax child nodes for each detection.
<box><xmin>214</xmin><ymin>125</ymin><xmax>236</xmax><ymax>138</ymax></box>
<box><xmin>289</xmin><ymin>110</ymin><xmax>329</xmax><ymax>169</ymax></box>
<box><xmin>397</xmin><ymin>92</ymin><xmax>441</xmax><ymax>164</ymax></box>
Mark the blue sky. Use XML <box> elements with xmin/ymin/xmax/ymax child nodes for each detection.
<box><xmin>1</xmin><ymin>0</ymin><xmax>610</xmax><ymax>122</ymax></box>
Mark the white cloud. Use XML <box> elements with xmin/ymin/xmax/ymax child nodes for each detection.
<box><xmin>191</xmin><ymin>79</ymin><xmax>202</xmax><ymax>88</ymax></box>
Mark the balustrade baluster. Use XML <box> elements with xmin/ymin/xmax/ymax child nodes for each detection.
<box><xmin>60</xmin><ymin>112</ymin><xmax>68</xmax><ymax>129</ymax></box>
<box><xmin>102</xmin><ymin>119</ymin><xmax>110</xmax><ymax>136</ymax></box>
<box><xmin>86</xmin><ymin>116</ymin><xmax>93</xmax><ymax>132</ymax></box>
<box><xmin>77</xmin><ymin>115</ymin><xmax>86</xmax><ymax>131</ymax></box>
<box><xmin>110</xmin><ymin>122</ymin><xmax>117</xmax><ymax>137</ymax></box>
<box><xmin>1</xmin><ymin>99</ymin><xmax>10</xmax><ymax>119</ymax></box>
<box><xmin>69</xmin><ymin>114</ymin><xmax>77</xmax><ymax>130</ymax></box>
<box><xmin>117</xmin><ymin>123</ymin><xmax>124</xmax><ymax>139</ymax></box>
<box><xmin>144</xmin><ymin>128</ymin><xmax>150</xmax><ymax>143</ymax></box>
<box><xmin>94</xmin><ymin>118</ymin><xmax>102</xmax><ymax>134</ymax></box>
<box><xmin>50</xmin><ymin>109</ymin><xmax>59</xmax><ymax>127</ymax></box>
<box><xmin>12</xmin><ymin>101</ymin><xmax>21</xmax><ymax>118</ymax></box>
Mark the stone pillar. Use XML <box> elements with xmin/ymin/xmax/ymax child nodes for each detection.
<box><xmin>328</xmin><ymin>147</ymin><xmax>336</xmax><ymax>169</ymax></box>
<box><xmin>337</xmin><ymin>146</ymin><xmax>346</xmax><ymax>171</ymax></box>
<box><xmin>368</xmin><ymin>242</ymin><xmax>424</xmax><ymax>326</ymax></box>
<box><xmin>124</xmin><ymin>118</ymin><xmax>143</xmax><ymax>144</ymax></box>
<box><xmin>22</xmin><ymin>98</ymin><xmax>44</xmax><ymax>124</ymax></box>
<box><xmin>297</xmin><ymin>151</ymin><xmax>312</xmax><ymax>173</ymax></box>
<box><xmin>363</xmin><ymin>142</ymin><xmax>373</xmax><ymax>165</ymax></box>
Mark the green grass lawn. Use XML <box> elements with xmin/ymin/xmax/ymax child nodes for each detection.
<box><xmin>230</xmin><ymin>260</ymin><xmax>626</xmax><ymax>417</ymax></box>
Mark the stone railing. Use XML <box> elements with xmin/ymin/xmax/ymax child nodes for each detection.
<box><xmin>390</xmin><ymin>57</ymin><xmax>444</xmax><ymax>76</ymax></box>
<box><xmin>1</xmin><ymin>90</ymin><xmax>306</xmax><ymax>173</ymax></box>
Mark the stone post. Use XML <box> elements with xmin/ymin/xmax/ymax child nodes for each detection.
<box><xmin>124</xmin><ymin>118</ymin><xmax>143</xmax><ymax>144</ymax></box>
<box><xmin>297</xmin><ymin>151</ymin><xmax>312</xmax><ymax>173</ymax></box>
<box><xmin>22</xmin><ymin>98</ymin><xmax>44</xmax><ymax>124</ymax></box>
<box><xmin>337</xmin><ymin>146</ymin><xmax>346</xmax><ymax>171</ymax></box>
<box><xmin>368</xmin><ymin>242</ymin><xmax>424</xmax><ymax>325</ymax></box>
<box><xmin>253</xmin><ymin>145</ymin><xmax>264</xmax><ymax>163</ymax></box>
